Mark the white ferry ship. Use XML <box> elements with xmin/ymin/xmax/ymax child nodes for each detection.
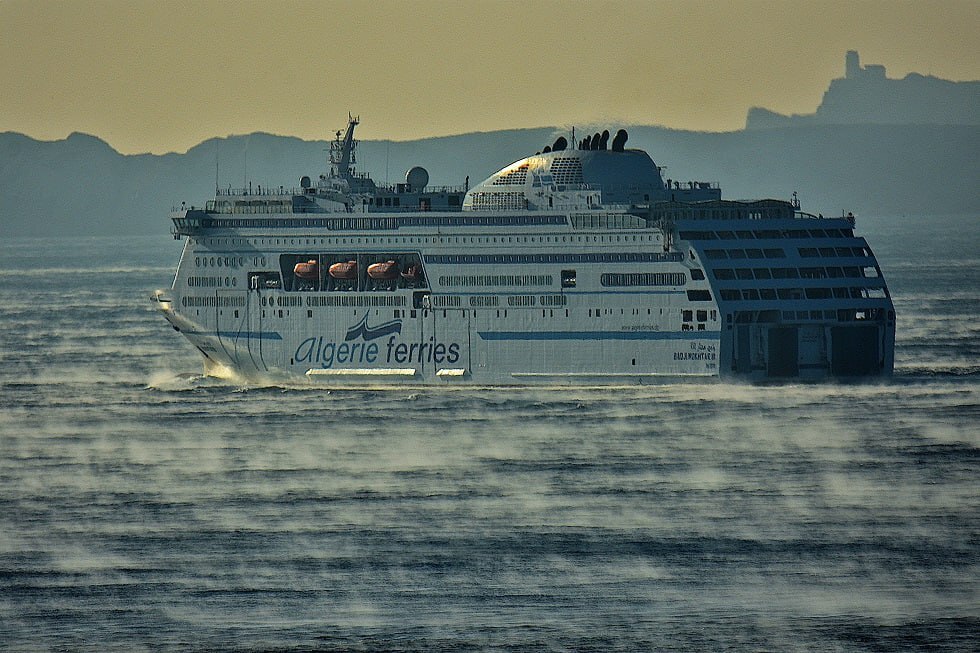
<box><xmin>154</xmin><ymin>116</ymin><xmax>895</xmax><ymax>384</ymax></box>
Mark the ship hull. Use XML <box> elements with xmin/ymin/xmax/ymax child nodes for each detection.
<box><xmin>156</xmin><ymin>214</ymin><xmax>894</xmax><ymax>385</ymax></box>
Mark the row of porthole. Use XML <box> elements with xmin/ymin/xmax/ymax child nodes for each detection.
<box><xmin>187</xmin><ymin>276</ymin><xmax>238</xmax><ymax>288</ymax></box>
<box><xmin>199</xmin><ymin>234</ymin><xmax>654</xmax><ymax>249</ymax></box>
<box><xmin>196</xmin><ymin>256</ymin><xmax>242</xmax><ymax>268</ymax></box>
<box><xmin>261</xmin><ymin>296</ymin><xmax>303</xmax><ymax>307</ymax></box>
<box><xmin>195</xmin><ymin>255</ymin><xmax>267</xmax><ymax>268</ymax></box>
<box><xmin>442</xmin><ymin>234</ymin><xmax>650</xmax><ymax>244</ymax></box>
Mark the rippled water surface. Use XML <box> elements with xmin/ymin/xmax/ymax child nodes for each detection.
<box><xmin>0</xmin><ymin>217</ymin><xmax>977</xmax><ymax>651</ymax></box>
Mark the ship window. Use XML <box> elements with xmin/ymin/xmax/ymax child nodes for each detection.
<box><xmin>721</xmin><ymin>289</ymin><xmax>740</xmax><ymax>300</ymax></box>
<box><xmin>729</xmin><ymin>249</ymin><xmax>746</xmax><ymax>259</ymax></box>
<box><xmin>799</xmin><ymin>247</ymin><xmax>819</xmax><ymax>257</ymax></box>
<box><xmin>800</xmin><ymin>267</ymin><xmax>827</xmax><ymax>279</ymax></box>
<box><xmin>679</xmin><ymin>230</ymin><xmax>716</xmax><ymax>240</ymax></box>
<box><xmin>601</xmin><ymin>273</ymin><xmax>686</xmax><ymax>287</ymax></box>
<box><xmin>736</xmin><ymin>268</ymin><xmax>753</xmax><ymax>280</ymax></box>
<box><xmin>713</xmin><ymin>269</ymin><xmax>735</xmax><ymax>280</ymax></box>
<box><xmin>716</xmin><ymin>231</ymin><xmax>736</xmax><ymax>239</ymax></box>
<box><xmin>682</xmin><ymin>310</ymin><xmax>693</xmax><ymax>322</ymax></box>
<box><xmin>805</xmin><ymin>288</ymin><xmax>831</xmax><ymax>299</ymax></box>
<box><xmin>753</xmin><ymin>268</ymin><xmax>772</xmax><ymax>279</ymax></box>
<box><xmin>736</xmin><ymin>230</ymin><xmax>755</xmax><ymax>239</ymax></box>
<box><xmin>826</xmin><ymin>267</ymin><xmax>844</xmax><ymax>278</ymax></box>
<box><xmin>690</xmin><ymin>269</ymin><xmax>705</xmax><ymax>280</ymax></box>
<box><xmin>745</xmin><ymin>248</ymin><xmax>764</xmax><ymax>259</ymax></box>
<box><xmin>704</xmin><ymin>249</ymin><xmax>727</xmax><ymax>260</ymax></box>
<box><xmin>696</xmin><ymin>310</ymin><xmax>708</xmax><ymax>321</ymax></box>
<box><xmin>759</xmin><ymin>288</ymin><xmax>777</xmax><ymax>300</ymax></box>
<box><xmin>561</xmin><ymin>270</ymin><xmax>576</xmax><ymax>288</ymax></box>
<box><xmin>687</xmin><ymin>290</ymin><xmax>712</xmax><ymax>301</ymax></box>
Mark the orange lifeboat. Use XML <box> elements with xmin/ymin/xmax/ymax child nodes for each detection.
<box><xmin>328</xmin><ymin>261</ymin><xmax>357</xmax><ymax>279</ymax></box>
<box><xmin>293</xmin><ymin>259</ymin><xmax>319</xmax><ymax>280</ymax></box>
<box><xmin>367</xmin><ymin>260</ymin><xmax>399</xmax><ymax>280</ymax></box>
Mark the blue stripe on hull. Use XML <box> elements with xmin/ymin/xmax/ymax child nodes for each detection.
<box><xmin>186</xmin><ymin>331</ymin><xmax>283</xmax><ymax>340</ymax></box>
<box><xmin>478</xmin><ymin>330</ymin><xmax>720</xmax><ymax>341</ymax></box>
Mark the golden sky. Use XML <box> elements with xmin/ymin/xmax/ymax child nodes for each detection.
<box><xmin>1</xmin><ymin>0</ymin><xmax>977</xmax><ymax>154</ymax></box>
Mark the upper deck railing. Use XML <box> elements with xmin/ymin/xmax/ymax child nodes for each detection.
<box><xmin>214</xmin><ymin>181</ymin><xmax>468</xmax><ymax>197</ymax></box>
<box><xmin>796</xmin><ymin>211</ymin><xmax>857</xmax><ymax>226</ymax></box>
<box><xmin>216</xmin><ymin>185</ymin><xmax>301</xmax><ymax>197</ymax></box>
<box><xmin>646</xmin><ymin>200</ymin><xmax>856</xmax><ymax>225</ymax></box>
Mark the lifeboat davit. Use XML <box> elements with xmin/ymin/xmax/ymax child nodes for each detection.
<box><xmin>401</xmin><ymin>264</ymin><xmax>423</xmax><ymax>281</ymax></box>
<box><xmin>293</xmin><ymin>259</ymin><xmax>319</xmax><ymax>280</ymax></box>
<box><xmin>367</xmin><ymin>260</ymin><xmax>399</xmax><ymax>280</ymax></box>
<box><xmin>328</xmin><ymin>261</ymin><xmax>357</xmax><ymax>279</ymax></box>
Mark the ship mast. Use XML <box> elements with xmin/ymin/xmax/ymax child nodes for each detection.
<box><xmin>330</xmin><ymin>114</ymin><xmax>359</xmax><ymax>178</ymax></box>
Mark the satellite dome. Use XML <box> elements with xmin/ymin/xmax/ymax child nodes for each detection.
<box><xmin>406</xmin><ymin>166</ymin><xmax>429</xmax><ymax>191</ymax></box>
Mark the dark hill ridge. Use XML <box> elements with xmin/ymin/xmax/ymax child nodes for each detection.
<box><xmin>1</xmin><ymin>122</ymin><xmax>977</xmax><ymax>237</ymax></box>
<box><xmin>4</xmin><ymin>51</ymin><xmax>977</xmax><ymax>237</ymax></box>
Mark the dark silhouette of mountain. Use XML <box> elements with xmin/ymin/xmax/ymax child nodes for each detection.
<box><xmin>1</xmin><ymin>121</ymin><xmax>977</xmax><ymax>238</ymax></box>
<box><xmin>0</xmin><ymin>128</ymin><xmax>559</xmax><ymax>237</ymax></box>
<box><xmin>748</xmin><ymin>51</ymin><xmax>979</xmax><ymax>129</ymax></box>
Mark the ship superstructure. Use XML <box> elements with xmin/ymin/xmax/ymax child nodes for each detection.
<box><xmin>154</xmin><ymin>116</ymin><xmax>895</xmax><ymax>384</ymax></box>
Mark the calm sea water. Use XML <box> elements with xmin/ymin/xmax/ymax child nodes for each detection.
<box><xmin>1</xmin><ymin>215</ymin><xmax>977</xmax><ymax>651</ymax></box>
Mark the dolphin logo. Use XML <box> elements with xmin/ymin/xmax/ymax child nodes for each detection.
<box><xmin>345</xmin><ymin>315</ymin><xmax>402</xmax><ymax>342</ymax></box>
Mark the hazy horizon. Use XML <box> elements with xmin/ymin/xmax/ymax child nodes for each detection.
<box><xmin>2</xmin><ymin>0</ymin><xmax>978</xmax><ymax>155</ymax></box>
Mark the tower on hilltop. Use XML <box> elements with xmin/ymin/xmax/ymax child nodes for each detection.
<box><xmin>845</xmin><ymin>51</ymin><xmax>860</xmax><ymax>79</ymax></box>
<box><xmin>845</xmin><ymin>50</ymin><xmax>886</xmax><ymax>80</ymax></box>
